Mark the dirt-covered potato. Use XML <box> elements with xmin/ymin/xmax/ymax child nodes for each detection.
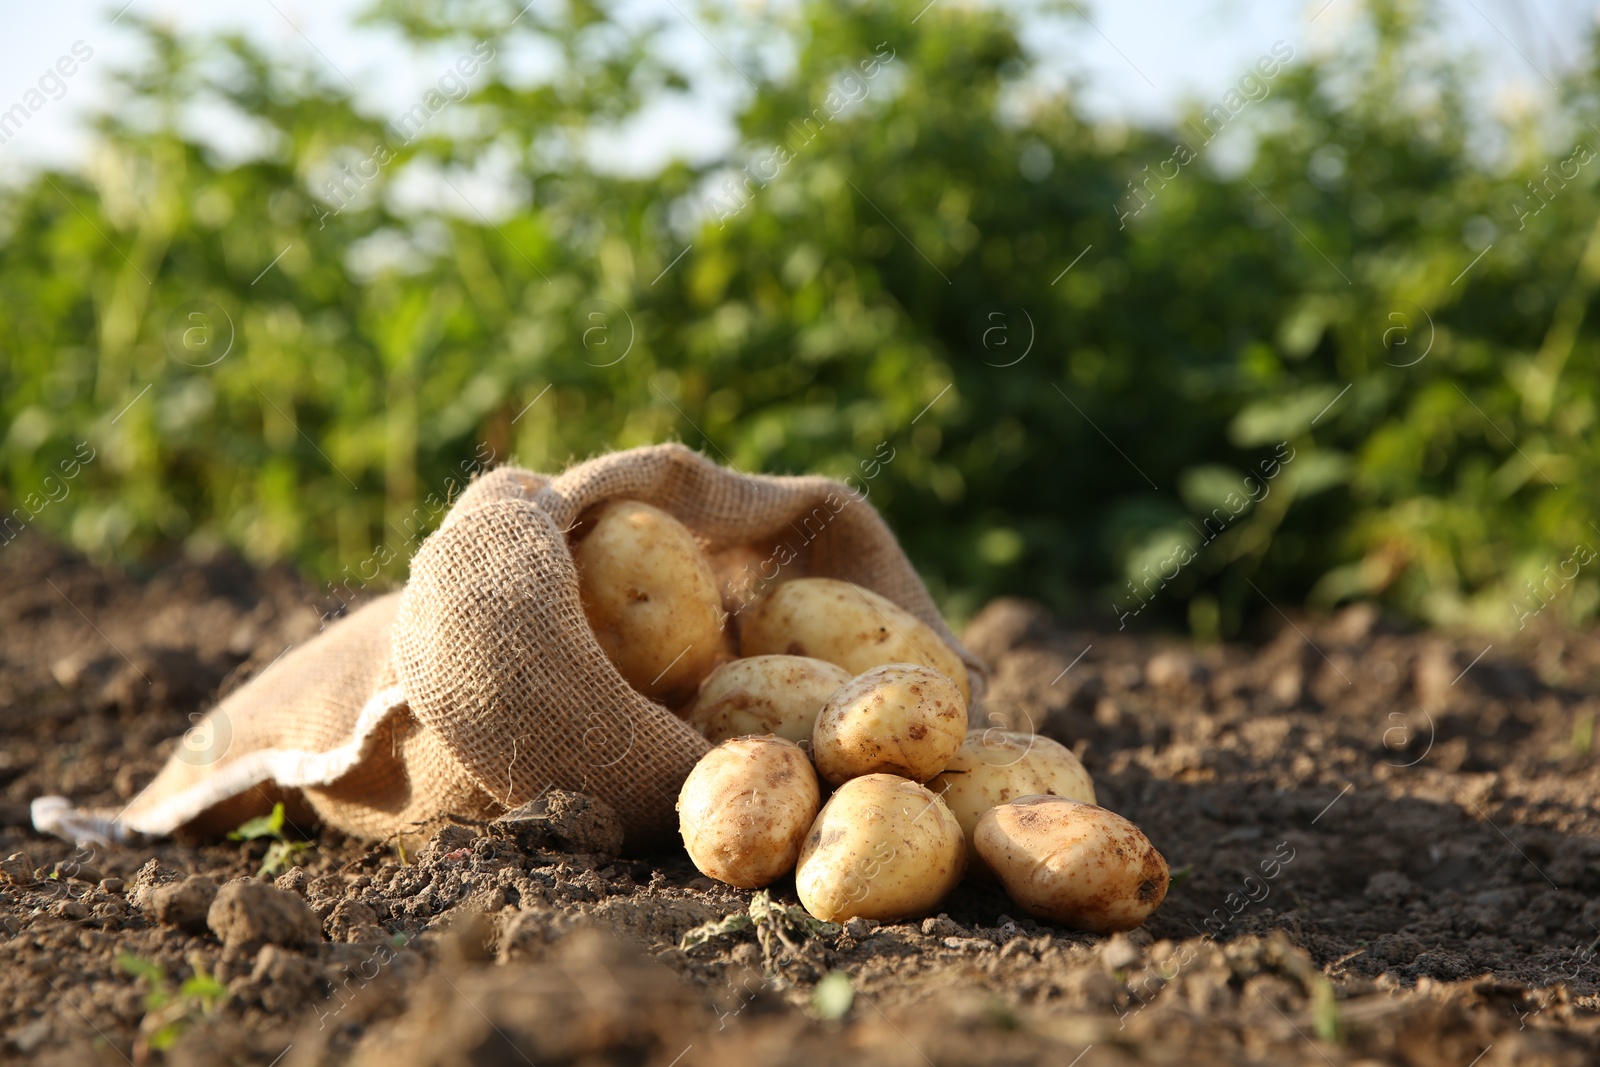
<box><xmin>795</xmin><ymin>774</ymin><xmax>965</xmax><ymax>922</ymax></box>
<box><xmin>974</xmin><ymin>795</ymin><xmax>1169</xmax><ymax>933</ymax></box>
<box><xmin>684</xmin><ymin>655</ymin><xmax>851</xmax><ymax>745</ymax></box>
<box><xmin>740</xmin><ymin>578</ymin><xmax>970</xmax><ymax>702</ymax></box>
<box><xmin>811</xmin><ymin>664</ymin><xmax>966</xmax><ymax>785</ymax></box>
<box><xmin>574</xmin><ymin>499</ymin><xmax>725</xmax><ymax>707</ymax></box>
<box><xmin>927</xmin><ymin>730</ymin><xmax>1096</xmax><ymax>846</ymax></box>
<box><xmin>677</xmin><ymin>736</ymin><xmax>820</xmax><ymax>889</ymax></box>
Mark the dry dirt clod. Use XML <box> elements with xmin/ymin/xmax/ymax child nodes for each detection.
<box><xmin>437</xmin><ymin>909</ymin><xmax>498</xmax><ymax>965</ymax></box>
<box><xmin>842</xmin><ymin>917</ymin><xmax>878</xmax><ymax>939</ymax></box>
<box><xmin>50</xmin><ymin>899</ymin><xmax>88</xmax><ymax>920</ymax></box>
<box><xmin>227</xmin><ymin>943</ymin><xmax>325</xmax><ymax>1013</ymax></box>
<box><xmin>1145</xmin><ymin>649</ymin><xmax>1202</xmax><ymax>689</ymax></box>
<box><xmin>417</xmin><ymin>825</ymin><xmax>477</xmax><ymax>865</ymax></box>
<box><xmin>206</xmin><ymin>878</ymin><xmax>322</xmax><ymax>957</ymax></box>
<box><xmin>128</xmin><ymin>857</ymin><xmax>183</xmax><ymax>908</ymax></box>
<box><xmin>1100</xmin><ymin>933</ymin><xmax>1142</xmax><ymax>972</ymax></box>
<box><xmin>53</xmin><ymin>859</ymin><xmax>103</xmax><ymax>884</ymax></box>
<box><xmin>8</xmin><ymin>1017</ymin><xmax>51</xmax><ymax>1057</ymax></box>
<box><xmin>1326</xmin><ymin>601</ymin><xmax>1380</xmax><ymax>643</ymax></box>
<box><xmin>148</xmin><ymin>875</ymin><xmax>219</xmax><ymax>933</ymax></box>
<box><xmin>50</xmin><ymin>650</ymin><xmax>109</xmax><ymax>692</ymax></box>
<box><xmin>0</xmin><ymin>853</ymin><xmax>34</xmax><ymax>886</ymax></box>
<box><xmin>1413</xmin><ymin>640</ymin><xmax>1457</xmax><ymax>711</ymax></box>
<box><xmin>1364</xmin><ymin>870</ymin><xmax>1419</xmax><ymax>905</ymax></box>
<box><xmin>350</xmin><ymin>930</ymin><xmax>702</xmax><ymax>1067</ymax></box>
<box><xmin>1273</xmin><ymin>668</ymin><xmax>1305</xmax><ymax>710</ymax></box>
<box><xmin>492</xmin><ymin>790</ymin><xmax>625</xmax><ymax>861</ymax></box>
<box><xmin>325</xmin><ymin>899</ymin><xmax>384</xmax><ymax>944</ymax></box>
<box><xmin>273</xmin><ymin>866</ymin><xmax>311</xmax><ymax>894</ymax></box>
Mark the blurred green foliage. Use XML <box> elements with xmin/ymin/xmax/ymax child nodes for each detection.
<box><xmin>2</xmin><ymin>0</ymin><xmax>1597</xmax><ymax>636</ymax></box>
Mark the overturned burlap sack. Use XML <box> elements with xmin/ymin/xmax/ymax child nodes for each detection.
<box><xmin>34</xmin><ymin>444</ymin><xmax>986</xmax><ymax>851</ymax></box>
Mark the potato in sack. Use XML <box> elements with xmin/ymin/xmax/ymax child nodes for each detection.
<box><xmin>741</xmin><ymin>578</ymin><xmax>970</xmax><ymax>702</ymax></box>
<box><xmin>575</xmin><ymin>499</ymin><xmax>726</xmax><ymax>708</ymax></box>
<box><xmin>685</xmin><ymin>655</ymin><xmax>850</xmax><ymax>745</ymax></box>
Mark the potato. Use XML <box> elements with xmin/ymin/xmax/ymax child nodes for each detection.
<box><xmin>795</xmin><ymin>774</ymin><xmax>965</xmax><ymax>922</ymax></box>
<box><xmin>811</xmin><ymin>664</ymin><xmax>966</xmax><ymax>785</ymax></box>
<box><xmin>709</xmin><ymin>542</ymin><xmax>770</xmax><ymax>653</ymax></box>
<box><xmin>677</xmin><ymin>736</ymin><xmax>821</xmax><ymax>888</ymax></box>
<box><xmin>741</xmin><ymin>578</ymin><xmax>970</xmax><ymax>703</ymax></box>
<box><xmin>685</xmin><ymin>655</ymin><xmax>851</xmax><ymax>745</ymax></box>
<box><xmin>927</xmin><ymin>730</ymin><xmax>1096</xmax><ymax>847</ymax></box>
<box><xmin>974</xmin><ymin>796</ymin><xmax>1169</xmax><ymax>933</ymax></box>
<box><xmin>574</xmin><ymin>500</ymin><xmax>725</xmax><ymax>707</ymax></box>
<box><xmin>709</xmin><ymin>543</ymin><xmax>769</xmax><ymax>618</ymax></box>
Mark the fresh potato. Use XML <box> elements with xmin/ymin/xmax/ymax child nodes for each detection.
<box><xmin>740</xmin><ymin>578</ymin><xmax>970</xmax><ymax>703</ymax></box>
<box><xmin>812</xmin><ymin>664</ymin><xmax>966</xmax><ymax>785</ymax></box>
<box><xmin>710</xmin><ymin>543</ymin><xmax>769</xmax><ymax>618</ymax></box>
<box><xmin>685</xmin><ymin>655</ymin><xmax>851</xmax><ymax>745</ymax></box>
<box><xmin>574</xmin><ymin>500</ymin><xmax>725</xmax><ymax>707</ymax></box>
<box><xmin>795</xmin><ymin>774</ymin><xmax>965</xmax><ymax>922</ymax></box>
<box><xmin>709</xmin><ymin>542</ymin><xmax>769</xmax><ymax>653</ymax></box>
<box><xmin>677</xmin><ymin>736</ymin><xmax>821</xmax><ymax>888</ymax></box>
<box><xmin>927</xmin><ymin>730</ymin><xmax>1096</xmax><ymax>847</ymax></box>
<box><xmin>974</xmin><ymin>796</ymin><xmax>1168</xmax><ymax>933</ymax></box>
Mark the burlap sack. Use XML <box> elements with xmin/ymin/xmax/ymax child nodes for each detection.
<box><xmin>34</xmin><ymin>444</ymin><xmax>986</xmax><ymax>851</ymax></box>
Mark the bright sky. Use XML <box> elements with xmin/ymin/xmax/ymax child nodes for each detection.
<box><xmin>0</xmin><ymin>0</ymin><xmax>1592</xmax><ymax>179</ymax></box>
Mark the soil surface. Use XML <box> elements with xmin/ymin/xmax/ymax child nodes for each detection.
<box><xmin>4</xmin><ymin>532</ymin><xmax>1600</xmax><ymax>1066</ymax></box>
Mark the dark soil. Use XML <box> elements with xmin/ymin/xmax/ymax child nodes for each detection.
<box><xmin>4</xmin><ymin>531</ymin><xmax>1600</xmax><ymax>1066</ymax></box>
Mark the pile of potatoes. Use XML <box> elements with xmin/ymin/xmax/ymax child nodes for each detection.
<box><xmin>573</xmin><ymin>498</ymin><xmax>1170</xmax><ymax>932</ymax></box>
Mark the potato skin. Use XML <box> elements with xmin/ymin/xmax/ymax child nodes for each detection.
<box><xmin>974</xmin><ymin>796</ymin><xmax>1168</xmax><ymax>933</ymax></box>
<box><xmin>740</xmin><ymin>578</ymin><xmax>970</xmax><ymax>702</ymax></box>
<box><xmin>795</xmin><ymin>774</ymin><xmax>965</xmax><ymax>922</ymax></box>
<box><xmin>709</xmin><ymin>543</ymin><xmax>769</xmax><ymax>618</ymax></box>
<box><xmin>812</xmin><ymin>664</ymin><xmax>967</xmax><ymax>785</ymax></box>
<box><xmin>677</xmin><ymin>737</ymin><xmax>821</xmax><ymax>888</ymax></box>
<box><xmin>685</xmin><ymin>655</ymin><xmax>851</xmax><ymax>745</ymax></box>
<box><xmin>927</xmin><ymin>730</ymin><xmax>1096</xmax><ymax>846</ymax></box>
<box><xmin>574</xmin><ymin>500</ymin><xmax>726</xmax><ymax>707</ymax></box>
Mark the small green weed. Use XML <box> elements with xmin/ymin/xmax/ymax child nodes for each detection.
<box><xmin>227</xmin><ymin>802</ymin><xmax>313</xmax><ymax>878</ymax></box>
<box><xmin>117</xmin><ymin>953</ymin><xmax>228</xmax><ymax>1051</ymax></box>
